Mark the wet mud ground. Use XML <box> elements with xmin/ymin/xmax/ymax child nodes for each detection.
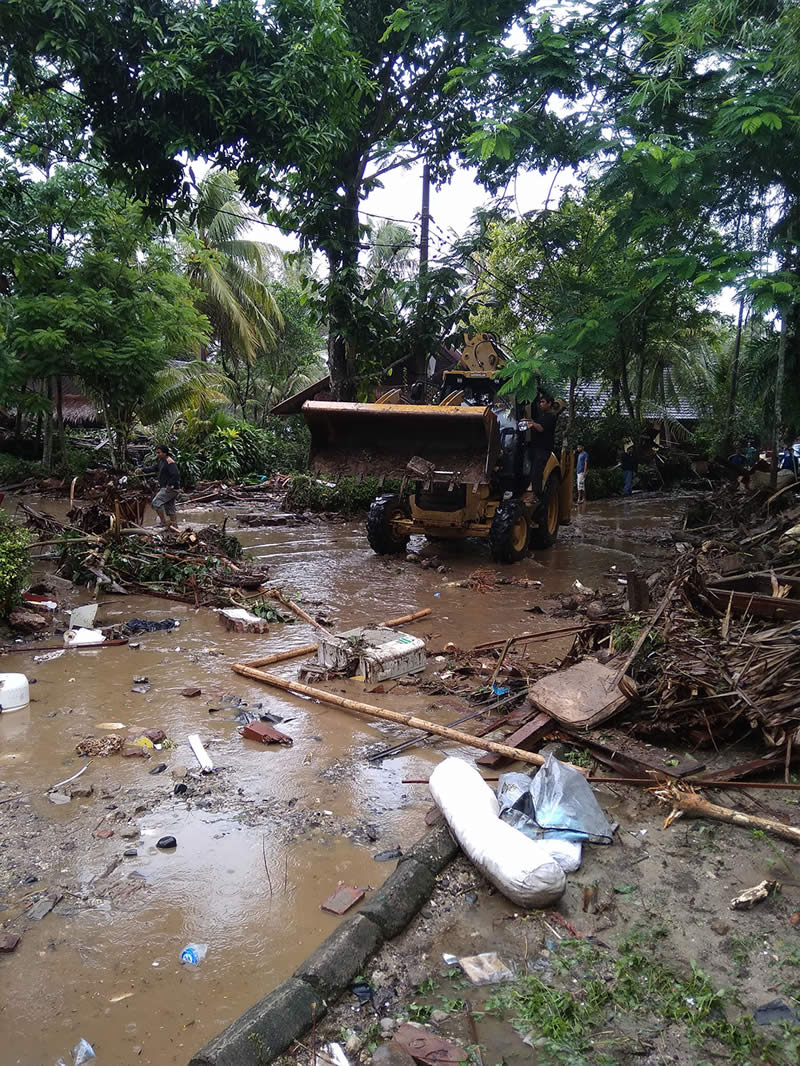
<box><xmin>1</xmin><ymin>493</ymin><xmax>797</xmax><ymax>1065</ymax></box>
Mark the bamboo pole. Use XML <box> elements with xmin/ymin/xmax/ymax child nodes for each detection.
<box><xmin>231</xmin><ymin>662</ymin><xmax>587</xmax><ymax>774</ymax></box>
<box><xmin>242</xmin><ymin>608</ymin><xmax>431</xmax><ymax>669</ymax></box>
<box><xmin>469</xmin><ymin>623</ymin><xmax>596</xmax><ymax>653</ymax></box>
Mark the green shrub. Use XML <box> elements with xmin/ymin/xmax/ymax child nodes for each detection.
<box><xmin>284</xmin><ymin>474</ymin><xmax>403</xmax><ymax>513</ymax></box>
<box><xmin>0</xmin><ymin>453</ymin><xmax>45</xmax><ymax>484</ymax></box>
<box><xmin>0</xmin><ymin>511</ymin><xmax>32</xmax><ymax>616</ymax></box>
<box><xmin>585</xmin><ymin>466</ymin><xmax>624</xmax><ymax>500</ymax></box>
<box><xmin>173</xmin><ymin>415</ymin><xmax>310</xmax><ymax>483</ymax></box>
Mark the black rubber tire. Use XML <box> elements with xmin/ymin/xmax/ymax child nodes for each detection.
<box><xmin>366</xmin><ymin>494</ymin><xmax>410</xmax><ymax>554</ymax></box>
<box><xmin>530</xmin><ymin>471</ymin><xmax>561</xmax><ymax>549</ymax></box>
<box><xmin>489</xmin><ymin>499</ymin><xmax>530</xmax><ymax>563</ymax></box>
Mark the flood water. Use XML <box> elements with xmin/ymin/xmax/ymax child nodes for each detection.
<box><xmin>0</xmin><ymin>492</ymin><xmax>679</xmax><ymax>1065</ymax></box>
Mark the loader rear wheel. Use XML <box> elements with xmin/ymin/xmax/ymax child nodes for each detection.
<box><xmin>530</xmin><ymin>471</ymin><xmax>561</xmax><ymax>549</ymax></box>
<box><xmin>489</xmin><ymin>500</ymin><xmax>530</xmax><ymax>563</ymax></box>
<box><xmin>366</xmin><ymin>494</ymin><xmax>410</xmax><ymax>555</ymax></box>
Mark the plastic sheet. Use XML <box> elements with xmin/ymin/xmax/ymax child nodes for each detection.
<box><xmin>497</xmin><ymin>754</ymin><xmax>614</xmax><ymax>845</ymax></box>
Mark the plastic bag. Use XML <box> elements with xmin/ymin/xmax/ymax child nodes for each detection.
<box><xmin>429</xmin><ymin>757</ymin><xmax>567</xmax><ymax>908</ymax></box>
<box><xmin>497</xmin><ymin>755</ymin><xmax>614</xmax><ymax>845</ymax></box>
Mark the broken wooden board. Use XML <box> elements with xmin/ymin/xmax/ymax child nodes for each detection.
<box><xmin>392</xmin><ymin>1023</ymin><xmax>465</xmax><ymax>1066</ymax></box>
<box><xmin>528</xmin><ymin>659</ymin><xmax>632</xmax><ymax>729</ymax></box>
<box><xmin>241</xmin><ymin>721</ymin><xmax>293</xmax><ymax>745</ymax></box>
<box><xmin>558</xmin><ymin>728</ymin><xmax>706</xmax><ymax>780</ymax></box>
<box><xmin>320</xmin><ymin>884</ymin><xmax>365</xmax><ymax>915</ymax></box>
<box><xmin>476</xmin><ymin>712</ymin><xmax>554</xmax><ymax>768</ymax></box>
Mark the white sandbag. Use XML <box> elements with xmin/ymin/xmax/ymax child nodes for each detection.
<box><xmin>429</xmin><ymin>757</ymin><xmax>567</xmax><ymax>908</ymax></box>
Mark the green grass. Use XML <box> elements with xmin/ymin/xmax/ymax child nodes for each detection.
<box><xmin>483</xmin><ymin>928</ymin><xmax>799</xmax><ymax>1066</ymax></box>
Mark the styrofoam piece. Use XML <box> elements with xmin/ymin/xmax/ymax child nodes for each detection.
<box><xmin>317</xmin><ymin>627</ymin><xmax>426</xmax><ymax>683</ymax></box>
<box><xmin>70</xmin><ymin>603</ymin><xmax>99</xmax><ymax>629</ymax></box>
<box><xmin>63</xmin><ymin>628</ymin><xmax>105</xmax><ymax>646</ymax></box>
<box><xmin>0</xmin><ymin>673</ymin><xmax>30</xmax><ymax>713</ymax></box>
<box><xmin>188</xmin><ymin>733</ymin><xmax>214</xmax><ymax>773</ymax></box>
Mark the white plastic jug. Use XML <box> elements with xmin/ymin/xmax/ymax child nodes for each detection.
<box><xmin>0</xmin><ymin>673</ymin><xmax>30</xmax><ymax>712</ymax></box>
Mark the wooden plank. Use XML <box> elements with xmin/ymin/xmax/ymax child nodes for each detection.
<box><xmin>696</xmin><ymin>750</ymin><xmax>799</xmax><ymax>783</ymax></box>
<box><xmin>476</xmin><ymin>713</ymin><xmax>554</xmax><ymax>767</ymax></box>
<box><xmin>558</xmin><ymin>729</ymin><xmax>705</xmax><ymax>780</ymax></box>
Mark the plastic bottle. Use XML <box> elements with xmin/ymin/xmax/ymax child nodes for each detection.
<box><xmin>180</xmin><ymin>943</ymin><xmax>208</xmax><ymax>965</ymax></box>
<box><xmin>72</xmin><ymin>1039</ymin><xmax>96</xmax><ymax>1065</ymax></box>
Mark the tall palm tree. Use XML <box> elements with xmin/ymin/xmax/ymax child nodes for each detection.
<box><xmin>181</xmin><ymin>170</ymin><xmax>283</xmax><ymax>365</ymax></box>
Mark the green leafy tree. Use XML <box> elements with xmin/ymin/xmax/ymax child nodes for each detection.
<box><xmin>0</xmin><ymin>509</ymin><xmax>31</xmax><ymax>617</ymax></box>
<box><xmin>0</xmin><ymin>0</ymin><xmax>547</xmax><ymax>397</ymax></box>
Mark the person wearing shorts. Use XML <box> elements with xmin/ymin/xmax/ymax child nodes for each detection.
<box><xmin>141</xmin><ymin>445</ymin><xmax>181</xmax><ymax>531</ymax></box>
<box><xmin>575</xmin><ymin>442</ymin><xmax>588</xmax><ymax>503</ymax></box>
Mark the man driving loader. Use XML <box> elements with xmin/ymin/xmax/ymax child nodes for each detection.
<box><xmin>529</xmin><ymin>391</ymin><xmax>558</xmax><ymax>500</ymax></box>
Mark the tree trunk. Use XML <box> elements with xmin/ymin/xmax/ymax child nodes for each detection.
<box><xmin>42</xmin><ymin>377</ymin><xmax>54</xmax><ymax>473</ymax></box>
<box><xmin>326</xmin><ymin>178</ymin><xmax>362</xmax><ymax>401</ymax></box>
<box><xmin>619</xmin><ymin>341</ymin><xmax>635</xmax><ymax>419</ymax></box>
<box><xmin>565</xmin><ymin>375</ymin><xmax>576</xmax><ymax>451</ymax></box>
<box><xmin>724</xmin><ymin>298</ymin><xmax>745</xmax><ymax>454</ymax></box>
<box><xmin>55</xmin><ymin>375</ymin><xmax>66</xmax><ymax>465</ymax></box>
<box><xmin>772</xmin><ymin>310</ymin><xmax>788</xmax><ymax>490</ymax></box>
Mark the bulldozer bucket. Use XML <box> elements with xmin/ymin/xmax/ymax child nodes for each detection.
<box><xmin>302</xmin><ymin>401</ymin><xmax>499</xmax><ymax>485</ymax></box>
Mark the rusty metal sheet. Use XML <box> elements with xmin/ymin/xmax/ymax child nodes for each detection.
<box><xmin>302</xmin><ymin>400</ymin><xmax>499</xmax><ymax>485</ymax></box>
<box><xmin>241</xmin><ymin>721</ymin><xmax>293</xmax><ymax>745</ymax></box>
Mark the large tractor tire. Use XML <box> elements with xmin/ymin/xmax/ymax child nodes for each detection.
<box><xmin>489</xmin><ymin>499</ymin><xmax>530</xmax><ymax>563</ymax></box>
<box><xmin>530</xmin><ymin>471</ymin><xmax>561</xmax><ymax>549</ymax></box>
<box><xmin>366</xmin><ymin>494</ymin><xmax>410</xmax><ymax>555</ymax></box>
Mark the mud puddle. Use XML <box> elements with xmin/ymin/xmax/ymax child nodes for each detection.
<box><xmin>0</xmin><ymin>493</ymin><xmax>680</xmax><ymax>1065</ymax></box>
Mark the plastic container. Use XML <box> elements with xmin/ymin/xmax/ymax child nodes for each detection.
<box><xmin>180</xmin><ymin>943</ymin><xmax>208</xmax><ymax>965</ymax></box>
<box><xmin>0</xmin><ymin>673</ymin><xmax>30</xmax><ymax>713</ymax></box>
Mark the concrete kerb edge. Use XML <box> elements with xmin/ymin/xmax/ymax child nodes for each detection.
<box><xmin>187</xmin><ymin>823</ymin><xmax>458</xmax><ymax>1066</ymax></box>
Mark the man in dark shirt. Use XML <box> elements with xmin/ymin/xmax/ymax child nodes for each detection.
<box><xmin>620</xmin><ymin>448</ymin><xmax>637</xmax><ymax>496</ymax></box>
<box><xmin>529</xmin><ymin>392</ymin><xmax>558</xmax><ymax>498</ymax></box>
<box><xmin>140</xmin><ymin>444</ymin><xmax>181</xmax><ymax>530</ymax></box>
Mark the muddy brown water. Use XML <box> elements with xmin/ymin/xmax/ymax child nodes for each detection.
<box><xmin>0</xmin><ymin>492</ymin><xmax>679</xmax><ymax>1065</ymax></box>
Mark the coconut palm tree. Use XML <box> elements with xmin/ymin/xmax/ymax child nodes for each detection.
<box><xmin>181</xmin><ymin>170</ymin><xmax>283</xmax><ymax>366</ymax></box>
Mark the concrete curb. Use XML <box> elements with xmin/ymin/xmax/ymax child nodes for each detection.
<box><xmin>188</xmin><ymin>823</ymin><xmax>458</xmax><ymax>1066</ymax></box>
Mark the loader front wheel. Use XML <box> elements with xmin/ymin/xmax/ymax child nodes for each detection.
<box><xmin>489</xmin><ymin>500</ymin><xmax>530</xmax><ymax>563</ymax></box>
<box><xmin>366</xmin><ymin>495</ymin><xmax>410</xmax><ymax>555</ymax></box>
<box><xmin>530</xmin><ymin>471</ymin><xmax>561</xmax><ymax>549</ymax></box>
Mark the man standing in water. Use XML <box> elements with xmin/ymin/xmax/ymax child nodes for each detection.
<box><xmin>575</xmin><ymin>442</ymin><xmax>589</xmax><ymax>504</ymax></box>
<box><xmin>140</xmin><ymin>445</ymin><xmax>181</xmax><ymax>531</ymax></box>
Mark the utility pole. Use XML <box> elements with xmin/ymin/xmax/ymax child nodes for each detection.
<box><xmin>419</xmin><ymin>163</ymin><xmax>430</xmax><ymax>278</ymax></box>
<box><xmin>415</xmin><ymin>163</ymin><xmax>431</xmax><ymax>382</ymax></box>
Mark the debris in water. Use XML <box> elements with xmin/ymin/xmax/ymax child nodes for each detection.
<box><xmin>321</xmin><ymin>884</ymin><xmax>366</xmax><ymax>915</ymax></box>
<box><xmin>241</xmin><ymin>721</ymin><xmax>293</xmax><ymax>745</ymax></box>
<box><xmin>181</xmin><ymin>686</ymin><xmax>202</xmax><ymax>698</ymax></box>
<box><xmin>156</xmin><ymin>835</ymin><xmax>177</xmax><ymax>849</ymax></box>
<box><xmin>455</xmin><ymin>952</ymin><xmax>514</xmax><ymax>984</ymax></box>
<box><xmin>373</xmin><ymin>846</ymin><xmax>402</xmax><ymax>862</ymax></box>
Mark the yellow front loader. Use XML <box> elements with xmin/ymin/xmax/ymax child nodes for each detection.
<box><xmin>301</xmin><ymin>334</ymin><xmax>572</xmax><ymax>562</ymax></box>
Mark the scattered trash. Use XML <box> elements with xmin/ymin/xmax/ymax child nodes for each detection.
<box><xmin>156</xmin><ymin>836</ymin><xmax>177</xmax><ymax>849</ymax></box>
<box><xmin>730</xmin><ymin>880</ymin><xmax>779</xmax><ymax>910</ymax></box>
<box><xmin>97</xmin><ymin>721</ymin><xmax>125</xmax><ymax>730</ymax></box>
<box><xmin>218</xmin><ymin>607</ymin><xmax>269</xmax><ymax>633</ymax></box>
<box><xmin>456</xmin><ymin>952</ymin><xmax>514</xmax><ymax>984</ymax></box>
<box><xmin>72</xmin><ymin>1038</ymin><xmax>96</xmax><ymax>1065</ymax></box>
<box><xmin>132</xmin><ymin>675</ymin><xmax>149</xmax><ymax>685</ymax></box>
<box><xmin>63</xmin><ymin>627</ymin><xmax>106</xmax><ymax>647</ymax></box>
<box><xmin>76</xmin><ymin>735</ymin><xmax>123</xmax><ymax>757</ymax></box>
<box><xmin>351</xmin><ymin>981</ymin><xmax>374</xmax><ymax>1006</ymax></box>
<box><xmin>125</xmin><ymin>618</ymin><xmax>179</xmax><ymax>633</ymax></box>
<box><xmin>753</xmin><ymin>999</ymin><xmax>798</xmax><ymax>1025</ymax></box>
<box><xmin>174</xmin><ymin>782</ymin><xmax>188</xmax><ymax>795</ymax></box>
<box><xmin>95</xmin><ymin>827</ymin><xmax>114</xmax><ymax>839</ymax></box>
<box><xmin>491</xmin><ymin>681</ymin><xmax>510</xmax><ymax>696</ymax></box>
<box><xmin>48</xmin><ymin>791</ymin><xmax>71</xmax><ymax>805</ymax></box>
<box><xmin>69</xmin><ymin>604</ymin><xmax>99</xmax><ymax>630</ymax></box>
<box><xmin>181</xmin><ymin>686</ymin><xmax>202</xmax><ymax>698</ymax></box>
<box><xmin>373</xmin><ymin>847</ymin><xmax>402</xmax><ymax>862</ymax></box>
<box><xmin>123</xmin><ymin>848</ymin><xmax>138</xmax><ymax>858</ymax></box>
<box><xmin>241</xmin><ymin>721</ymin><xmax>293</xmax><ymax>745</ymax></box>
<box><xmin>0</xmin><ymin>932</ymin><xmax>21</xmax><ymax>952</ymax></box>
<box><xmin>188</xmin><ymin>733</ymin><xmax>214</xmax><ymax>773</ymax></box>
<box><xmin>180</xmin><ymin>943</ymin><xmax>208</xmax><ymax>965</ymax></box>
<box><xmin>321</xmin><ymin>885</ymin><xmax>366</xmax><ymax>915</ymax></box>
<box><xmin>32</xmin><ymin>650</ymin><xmax>65</xmax><ymax>664</ymax></box>
<box><xmin>0</xmin><ymin>672</ymin><xmax>30</xmax><ymax>713</ymax></box>
<box><xmin>27</xmin><ymin>893</ymin><xmax>62</xmax><ymax>921</ymax></box>
<box><xmin>149</xmin><ymin>763</ymin><xmax>168</xmax><ymax>775</ymax></box>
<box><xmin>392</xmin><ymin>1023</ymin><xmax>464</xmax><ymax>1066</ymax></box>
